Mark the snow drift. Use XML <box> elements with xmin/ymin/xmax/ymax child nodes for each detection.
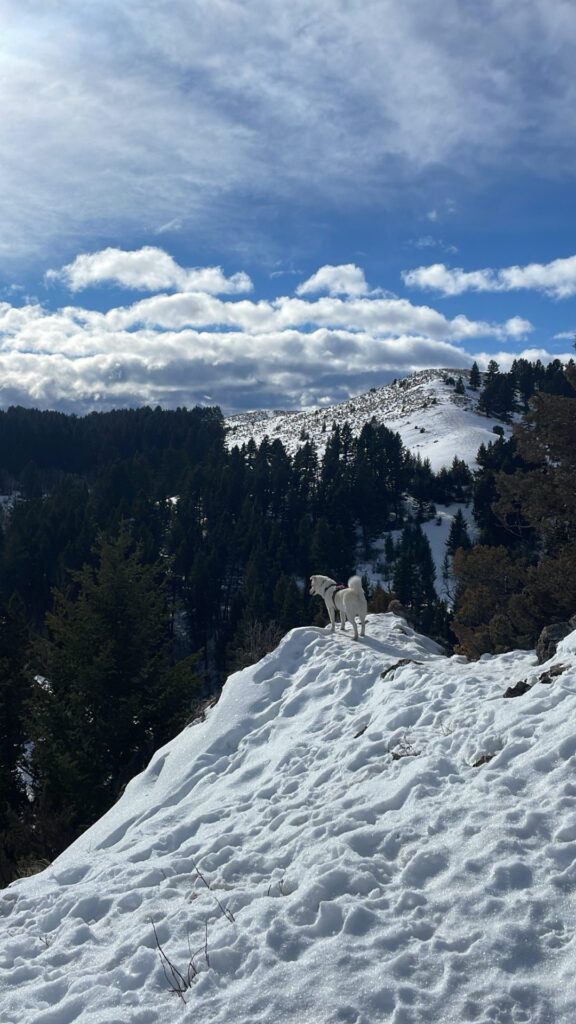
<box><xmin>2</xmin><ymin>614</ymin><xmax>576</xmax><ymax>1023</ymax></box>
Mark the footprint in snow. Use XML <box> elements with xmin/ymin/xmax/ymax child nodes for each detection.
<box><xmin>400</xmin><ymin>849</ymin><xmax>448</xmax><ymax>888</ymax></box>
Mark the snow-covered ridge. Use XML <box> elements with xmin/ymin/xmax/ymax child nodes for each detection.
<box><xmin>2</xmin><ymin>614</ymin><xmax>576</xmax><ymax>1023</ymax></box>
<box><xmin>225</xmin><ymin>369</ymin><xmax>509</xmax><ymax>470</ymax></box>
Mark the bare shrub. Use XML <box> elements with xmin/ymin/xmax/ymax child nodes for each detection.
<box><xmin>151</xmin><ymin>919</ymin><xmax>210</xmax><ymax>1004</ymax></box>
<box><xmin>228</xmin><ymin>619</ymin><xmax>284</xmax><ymax>671</ymax></box>
<box><xmin>389</xmin><ymin>734</ymin><xmax>420</xmax><ymax>760</ymax></box>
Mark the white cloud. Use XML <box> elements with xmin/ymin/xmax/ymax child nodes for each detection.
<box><xmin>498</xmin><ymin>257</ymin><xmax>576</xmax><ymax>299</ymax></box>
<box><xmin>0</xmin><ymin>260</ymin><xmax>538</xmax><ymax>412</ymax></box>
<box><xmin>296</xmin><ymin>265</ymin><xmax>371</xmax><ymax>297</ymax></box>
<box><xmin>48</xmin><ymin>247</ymin><xmax>253</xmax><ymax>295</ymax></box>
<box><xmin>0</xmin><ymin>326</ymin><xmax>472</xmax><ymax>413</ymax></box>
<box><xmin>403</xmin><ymin>255</ymin><xmax>576</xmax><ymax>299</ymax></box>
<box><xmin>410</xmin><ymin>236</ymin><xmax>458</xmax><ymax>254</ymax></box>
<box><xmin>81</xmin><ymin>289</ymin><xmax>531</xmax><ymax>343</ymax></box>
<box><xmin>270</xmin><ymin>268</ymin><xmax>304</xmax><ymax>279</ymax></box>
<box><xmin>402</xmin><ymin>263</ymin><xmax>497</xmax><ymax>295</ymax></box>
<box><xmin>503</xmin><ymin>317</ymin><xmax>534</xmax><ymax>339</ymax></box>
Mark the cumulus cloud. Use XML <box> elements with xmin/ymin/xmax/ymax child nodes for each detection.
<box><xmin>296</xmin><ymin>265</ymin><xmax>371</xmax><ymax>297</ymax></box>
<box><xmin>403</xmin><ymin>255</ymin><xmax>576</xmax><ymax>299</ymax></box>
<box><xmin>0</xmin><ymin>326</ymin><xmax>471</xmax><ymax>413</ymax></box>
<box><xmin>75</xmin><ymin>289</ymin><xmax>532</xmax><ymax>344</ymax></box>
<box><xmin>48</xmin><ymin>247</ymin><xmax>253</xmax><ymax>295</ymax></box>
<box><xmin>504</xmin><ymin>317</ymin><xmax>535</xmax><ymax>339</ymax></box>
<box><xmin>498</xmin><ymin>257</ymin><xmax>576</xmax><ymax>298</ymax></box>
<box><xmin>0</xmin><ymin>259</ymin><xmax>540</xmax><ymax>413</ymax></box>
<box><xmin>402</xmin><ymin>264</ymin><xmax>498</xmax><ymax>295</ymax></box>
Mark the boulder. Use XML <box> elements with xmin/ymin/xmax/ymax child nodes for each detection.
<box><xmin>503</xmin><ymin>679</ymin><xmax>531</xmax><ymax>698</ymax></box>
<box><xmin>387</xmin><ymin>599</ymin><xmax>412</xmax><ymax>623</ymax></box>
<box><xmin>535</xmin><ymin>621</ymin><xmax>574</xmax><ymax>664</ymax></box>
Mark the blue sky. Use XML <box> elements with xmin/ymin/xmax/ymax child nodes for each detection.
<box><xmin>0</xmin><ymin>0</ymin><xmax>575</xmax><ymax>412</ymax></box>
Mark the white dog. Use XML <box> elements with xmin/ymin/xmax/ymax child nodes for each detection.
<box><xmin>310</xmin><ymin>574</ymin><xmax>368</xmax><ymax>640</ymax></box>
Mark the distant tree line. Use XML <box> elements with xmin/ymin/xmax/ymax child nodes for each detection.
<box><xmin>474</xmin><ymin>356</ymin><xmax>572</xmax><ymax>419</ymax></box>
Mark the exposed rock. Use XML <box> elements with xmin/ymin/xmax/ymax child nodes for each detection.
<box><xmin>538</xmin><ymin>663</ymin><xmax>568</xmax><ymax>685</ymax></box>
<box><xmin>387</xmin><ymin>599</ymin><xmax>413</xmax><ymax>623</ymax></box>
<box><xmin>472</xmin><ymin>752</ymin><xmax>496</xmax><ymax>767</ymax></box>
<box><xmin>535</xmin><ymin>622</ymin><xmax>574</xmax><ymax>664</ymax></box>
<box><xmin>503</xmin><ymin>679</ymin><xmax>532</xmax><ymax>699</ymax></box>
<box><xmin>381</xmin><ymin>658</ymin><xmax>422</xmax><ymax>679</ymax></box>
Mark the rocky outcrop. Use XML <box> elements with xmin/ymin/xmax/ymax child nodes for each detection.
<box><xmin>536</xmin><ymin>616</ymin><xmax>576</xmax><ymax>664</ymax></box>
<box><xmin>503</xmin><ymin>679</ymin><xmax>532</xmax><ymax>698</ymax></box>
<box><xmin>387</xmin><ymin>599</ymin><xmax>413</xmax><ymax>623</ymax></box>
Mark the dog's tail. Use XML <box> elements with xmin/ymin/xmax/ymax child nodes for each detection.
<box><xmin>347</xmin><ymin>575</ymin><xmax>364</xmax><ymax>593</ymax></box>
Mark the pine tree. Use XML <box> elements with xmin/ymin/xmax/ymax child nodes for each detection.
<box><xmin>392</xmin><ymin>523</ymin><xmax>436</xmax><ymax>615</ymax></box>
<box><xmin>273</xmin><ymin>575</ymin><xmax>303</xmax><ymax>633</ymax></box>
<box><xmin>0</xmin><ymin>597</ymin><xmax>32</xmax><ymax>884</ymax></box>
<box><xmin>311</xmin><ymin>518</ymin><xmax>338</xmax><ymax>577</ymax></box>
<box><xmin>446</xmin><ymin>509</ymin><xmax>472</xmax><ymax>556</ymax></box>
<box><xmin>469</xmin><ymin>361</ymin><xmax>481</xmax><ymax>390</ymax></box>
<box><xmin>27</xmin><ymin>526</ymin><xmax>200</xmax><ymax>852</ymax></box>
<box><xmin>410</xmin><ymin>456</ymin><xmax>436</xmax><ymax>522</ymax></box>
<box><xmin>454</xmin><ymin>366</ymin><xmax>576</xmax><ymax>655</ymax></box>
<box><xmin>479</xmin><ymin>369</ymin><xmax>516</xmax><ymax>420</ymax></box>
<box><xmin>452</xmin><ymin>545</ymin><xmax>528</xmax><ymax>657</ymax></box>
<box><xmin>494</xmin><ymin>371</ymin><xmax>576</xmax><ymax>551</ymax></box>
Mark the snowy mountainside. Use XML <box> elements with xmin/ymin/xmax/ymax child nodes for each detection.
<box><xmin>3</xmin><ymin>614</ymin><xmax>576</xmax><ymax>1023</ymax></box>
<box><xmin>225</xmin><ymin>369</ymin><xmax>510</xmax><ymax>470</ymax></box>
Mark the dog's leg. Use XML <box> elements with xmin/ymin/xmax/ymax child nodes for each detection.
<box><xmin>360</xmin><ymin>612</ymin><xmax>366</xmax><ymax>637</ymax></box>
<box><xmin>326</xmin><ymin>602</ymin><xmax>336</xmax><ymax>632</ymax></box>
<box><xmin>343</xmin><ymin>597</ymin><xmax>358</xmax><ymax>639</ymax></box>
<box><xmin>335</xmin><ymin>596</ymin><xmax>346</xmax><ymax>631</ymax></box>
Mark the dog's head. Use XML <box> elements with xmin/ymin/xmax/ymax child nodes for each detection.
<box><xmin>309</xmin><ymin>575</ymin><xmax>323</xmax><ymax>596</ymax></box>
<box><xmin>310</xmin><ymin>574</ymin><xmax>331</xmax><ymax>596</ymax></box>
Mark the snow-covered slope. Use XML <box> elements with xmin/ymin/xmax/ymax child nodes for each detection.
<box><xmin>225</xmin><ymin>369</ymin><xmax>509</xmax><ymax>470</ymax></box>
<box><xmin>3</xmin><ymin>614</ymin><xmax>576</xmax><ymax>1023</ymax></box>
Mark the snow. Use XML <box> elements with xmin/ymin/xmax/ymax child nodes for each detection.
<box><xmin>358</xmin><ymin>503</ymin><xmax>475</xmax><ymax>602</ymax></box>
<box><xmin>420</xmin><ymin>504</ymin><xmax>475</xmax><ymax>602</ymax></box>
<box><xmin>225</xmin><ymin>369</ymin><xmax>510</xmax><ymax>470</ymax></box>
<box><xmin>3</xmin><ymin>614</ymin><xmax>576</xmax><ymax>1023</ymax></box>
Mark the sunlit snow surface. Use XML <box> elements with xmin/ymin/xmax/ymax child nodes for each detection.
<box><xmin>225</xmin><ymin>370</ymin><xmax>510</xmax><ymax>470</ymax></box>
<box><xmin>3</xmin><ymin>614</ymin><xmax>576</xmax><ymax>1023</ymax></box>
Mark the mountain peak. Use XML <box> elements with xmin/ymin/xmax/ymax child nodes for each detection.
<box><xmin>225</xmin><ymin>368</ymin><xmax>507</xmax><ymax>469</ymax></box>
